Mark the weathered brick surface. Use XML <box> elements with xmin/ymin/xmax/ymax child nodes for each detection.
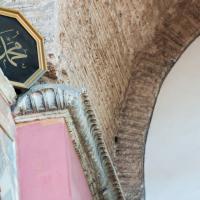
<box><xmin>115</xmin><ymin>1</ymin><xmax>200</xmax><ymax>199</ymax></box>
<box><xmin>2</xmin><ymin>1</ymin><xmax>200</xmax><ymax>199</ymax></box>
<box><xmin>57</xmin><ymin>0</ymin><xmax>183</xmax><ymax>156</ymax></box>
<box><xmin>0</xmin><ymin>0</ymin><xmax>184</xmax><ymax>158</ymax></box>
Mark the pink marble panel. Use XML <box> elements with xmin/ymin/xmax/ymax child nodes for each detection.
<box><xmin>16</xmin><ymin>118</ymin><xmax>92</xmax><ymax>200</ymax></box>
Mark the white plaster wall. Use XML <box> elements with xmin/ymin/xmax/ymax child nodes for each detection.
<box><xmin>145</xmin><ymin>36</ymin><xmax>200</xmax><ymax>200</ymax></box>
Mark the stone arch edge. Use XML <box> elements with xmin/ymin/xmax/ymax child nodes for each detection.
<box><xmin>115</xmin><ymin>1</ymin><xmax>200</xmax><ymax>198</ymax></box>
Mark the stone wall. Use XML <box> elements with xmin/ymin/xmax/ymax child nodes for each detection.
<box><xmin>0</xmin><ymin>0</ymin><xmax>179</xmax><ymax>157</ymax></box>
<box><xmin>115</xmin><ymin>1</ymin><xmax>200</xmax><ymax>199</ymax></box>
<box><xmin>1</xmin><ymin>1</ymin><xmax>200</xmax><ymax>199</ymax></box>
<box><xmin>57</xmin><ymin>0</ymin><xmax>184</xmax><ymax>156</ymax></box>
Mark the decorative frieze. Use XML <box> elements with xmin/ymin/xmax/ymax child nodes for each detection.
<box><xmin>13</xmin><ymin>84</ymin><xmax>125</xmax><ymax>200</ymax></box>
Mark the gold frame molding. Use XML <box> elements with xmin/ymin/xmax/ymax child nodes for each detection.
<box><xmin>0</xmin><ymin>7</ymin><xmax>47</xmax><ymax>89</ymax></box>
<box><xmin>13</xmin><ymin>84</ymin><xmax>125</xmax><ymax>200</ymax></box>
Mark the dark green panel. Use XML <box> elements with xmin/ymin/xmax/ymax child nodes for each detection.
<box><xmin>0</xmin><ymin>15</ymin><xmax>39</xmax><ymax>83</ymax></box>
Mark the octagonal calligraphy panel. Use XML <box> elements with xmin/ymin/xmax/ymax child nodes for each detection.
<box><xmin>0</xmin><ymin>8</ymin><xmax>46</xmax><ymax>89</ymax></box>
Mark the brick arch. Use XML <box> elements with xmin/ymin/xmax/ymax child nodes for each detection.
<box><xmin>115</xmin><ymin>1</ymin><xmax>200</xmax><ymax>199</ymax></box>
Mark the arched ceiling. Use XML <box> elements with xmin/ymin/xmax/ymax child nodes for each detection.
<box><xmin>57</xmin><ymin>0</ymin><xmax>188</xmax><ymax>158</ymax></box>
<box><xmin>115</xmin><ymin>1</ymin><xmax>200</xmax><ymax>199</ymax></box>
<box><xmin>1</xmin><ymin>1</ymin><xmax>200</xmax><ymax>199</ymax></box>
<box><xmin>2</xmin><ymin>0</ymin><xmax>195</xmax><ymax>158</ymax></box>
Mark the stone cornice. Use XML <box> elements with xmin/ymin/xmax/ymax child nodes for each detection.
<box><xmin>13</xmin><ymin>84</ymin><xmax>125</xmax><ymax>200</ymax></box>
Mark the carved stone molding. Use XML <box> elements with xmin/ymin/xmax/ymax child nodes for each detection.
<box><xmin>13</xmin><ymin>84</ymin><xmax>125</xmax><ymax>200</ymax></box>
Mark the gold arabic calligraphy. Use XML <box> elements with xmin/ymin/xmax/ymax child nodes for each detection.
<box><xmin>0</xmin><ymin>29</ymin><xmax>28</xmax><ymax>68</ymax></box>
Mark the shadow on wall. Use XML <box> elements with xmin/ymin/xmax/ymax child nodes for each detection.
<box><xmin>145</xmin><ymin>36</ymin><xmax>200</xmax><ymax>200</ymax></box>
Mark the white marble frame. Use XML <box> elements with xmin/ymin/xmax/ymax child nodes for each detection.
<box><xmin>13</xmin><ymin>84</ymin><xmax>125</xmax><ymax>200</ymax></box>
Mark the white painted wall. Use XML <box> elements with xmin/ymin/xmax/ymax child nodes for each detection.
<box><xmin>145</xmin><ymin>36</ymin><xmax>200</xmax><ymax>200</ymax></box>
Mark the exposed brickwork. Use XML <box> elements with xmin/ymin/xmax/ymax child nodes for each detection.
<box><xmin>1</xmin><ymin>0</ymin><xmax>188</xmax><ymax>158</ymax></box>
<box><xmin>1</xmin><ymin>0</ymin><xmax>168</xmax><ymax>156</ymax></box>
<box><xmin>115</xmin><ymin>1</ymin><xmax>200</xmax><ymax>199</ymax></box>
<box><xmin>2</xmin><ymin>1</ymin><xmax>200</xmax><ymax>199</ymax></box>
<box><xmin>57</xmin><ymin>0</ymin><xmax>184</xmax><ymax>157</ymax></box>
